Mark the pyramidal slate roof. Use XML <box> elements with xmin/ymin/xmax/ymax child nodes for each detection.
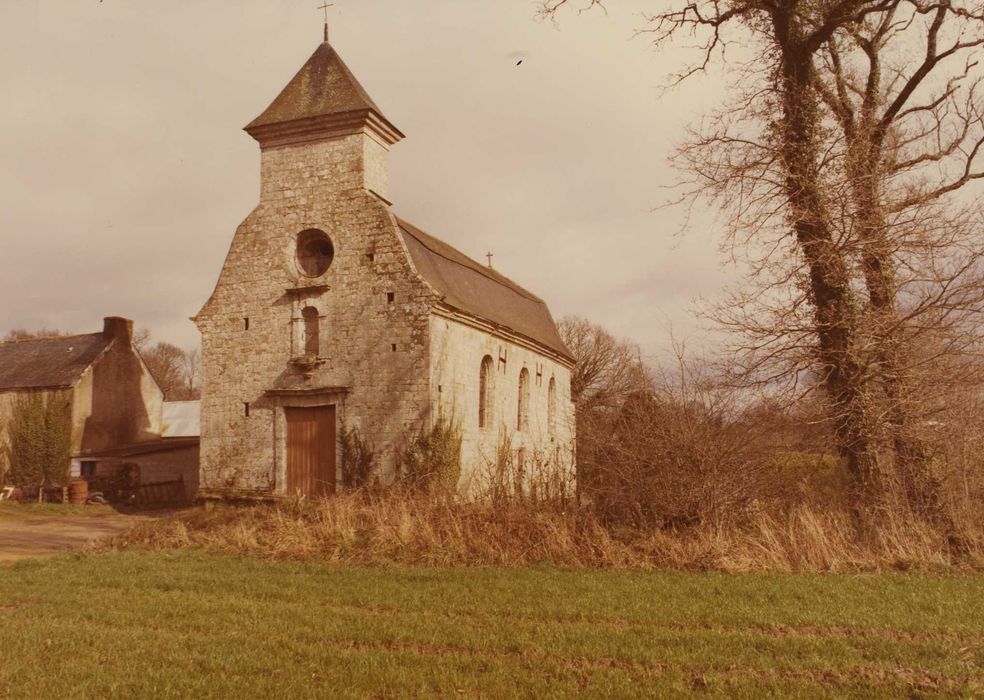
<box><xmin>0</xmin><ymin>333</ymin><xmax>111</xmax><ymax>391</ymax></box>
<box><xmin>397</xmin><ymin>218</ymin><xmax>573</xmax><ymax>362</ymax></box>
<box><xmin>245</xmin><ymin>41</ymin><xmax>402</xmax><ymax>142</ymax></box>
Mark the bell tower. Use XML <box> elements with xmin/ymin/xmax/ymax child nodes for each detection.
<box><xmin>244</xmin><ymin>39</ymin><xmax>403</xmax><ymax>201</ymax></box>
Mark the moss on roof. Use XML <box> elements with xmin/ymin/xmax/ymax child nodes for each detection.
<box><xmin>246</xmin><ymin>42</ymin><xmax>387</xmax><ymax>130</ymax></box>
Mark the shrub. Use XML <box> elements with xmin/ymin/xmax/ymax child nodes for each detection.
<box><xmin>483</xmin><ymin>427</ymin><xmax>575</xmax><ymax>507</ymax></box>
<box><xmin>581</xmin><ymin>385</ymin><xmax>780</xmax><ymax>529</ymax></box>
<box><xmin>398</xmin><ymin>413</ymin><xmax>462</xmax><ymax>491</ymax></box>
<box><xmin>339</xmin><ymin>424</ymin><xmax>376</xmax><ymax>489</ymax></box>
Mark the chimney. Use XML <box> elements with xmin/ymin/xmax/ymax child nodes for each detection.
<box><xmin>103</xmin><ymin>316</ymin><xmax>134</xmax><ymax>345</ymax></box>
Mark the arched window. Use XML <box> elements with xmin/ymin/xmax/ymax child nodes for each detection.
<box><xmin>302</xmin><ymin>306</ymin><xmax>320</xmax><ymax>356</ymax></box>
<box><xmin>517</xmin><ymin>367</ymin><xmax>530</xmax><ymax>432</ymax></box>
<box><xmin>479</xmin><ymin>355</ymin><xmax>494</xmax><ymax>429</ymax></box>
<box><xmin>548</xmin><ymin>376</ymin><xmax>557</xmax><ymax>438</ymax></box>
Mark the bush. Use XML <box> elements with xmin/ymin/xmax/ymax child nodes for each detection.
<box><xmin>483</xmin><ymin>427</ymin><xmax>575</xmax><ymax>507</ymax></box>
<box><xmin>339</xmin><ymin>425</ymin><xmax>376</xmax><ymax>489</ymax></box>
<box><xmin>398</xmin><ymin>413</ymin><xmax>462</xmax><ymax>491</ymax></box>
<box><xmin>581</xmin><ymin>380</ymin><xmax>781</xmax><ymax>530</ymax></box>
<box><xmin>768</xmin><ymin>451</ymin><xmax>851</xmax><ymax>511</ymax></box>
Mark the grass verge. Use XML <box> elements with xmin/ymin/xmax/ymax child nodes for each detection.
<box><xmin>0</xmin><ymin>550</ymin><xmax>982</xmax><ymax>698</ymax></box>
<box><xmin>0</xmin><ymin>502</ymin><xmax>115</xmax><ymax>520</ymax></box>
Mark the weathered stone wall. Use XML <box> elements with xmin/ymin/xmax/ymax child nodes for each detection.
<box><xmin>197</xmin><ymin>131</ymin><xmax>438</xmax><ymax>496</ymax></box>
<box><xmin>134</xmin><ymin>444</ymin><xmax>201</xmax><ymax>499</ymax></box>
<box><xmin>429</xmin><ymin>314</ymin><xmax>576</xmax><ymax>494</ymax></box>
<box><xmin>69</xmin><ymin>443</ymin><xmax>200</xmax><ymax>499</ymax></box>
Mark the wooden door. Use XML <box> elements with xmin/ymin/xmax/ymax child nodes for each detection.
<box><xmin>285</xmin><ymin>406</ymin><xmax>336</xmax><ymax>498</ymax></box>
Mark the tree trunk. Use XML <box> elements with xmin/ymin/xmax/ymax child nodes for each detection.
<box><xmin>774</xmin><ymin>32</ymin><xmax>887</xmax><ymax>526</ymax></box>
<box><xmin>847</xmin><ymin>130</ymin><xmax>952</xmax><ymax>528</ymax></box>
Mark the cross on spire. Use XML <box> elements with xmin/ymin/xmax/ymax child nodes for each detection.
<box><xmin>318</xmin><ymin>2</ymin><xmax>335</xmax><ymax>42</ymax></box>
<box><xmin>486</xmin><ymin>252</ymin><xmax>494</xmax><ymax>268</ymax></box>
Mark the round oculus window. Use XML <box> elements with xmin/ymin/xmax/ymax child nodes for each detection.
<box><xmin>295</xmin><ymin>229</ymin><xmax>334</xmax><ymax>277</ymax></box>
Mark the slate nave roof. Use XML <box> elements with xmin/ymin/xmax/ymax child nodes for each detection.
<box><xmin>398</xmin><ymin>218</ymin><xmax>573</xmax><ymax>363</ymax></box>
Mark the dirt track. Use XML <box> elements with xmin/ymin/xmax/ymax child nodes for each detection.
<box><xmin>0</xmin><ymin>511</ymin><xmax>150</xmax><ymax>564</ymax></box>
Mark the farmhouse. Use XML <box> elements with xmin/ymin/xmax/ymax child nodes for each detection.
<box><xmin>196</xmin><ymin>34</ymin><xmax>575</xmax><ymax>499</ymax></box>
<box><xmin>0</xmin><ymin>317</ymin><xmax>199</xmax><ymax>497</ymax></box>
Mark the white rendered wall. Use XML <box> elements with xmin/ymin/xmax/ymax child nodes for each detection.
<box><xmin>429</xmin><ymin>315</ymin><xmax>576</xmax><ymax>495</ymax></box>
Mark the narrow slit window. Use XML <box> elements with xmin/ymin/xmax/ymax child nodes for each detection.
<box><xmin>244</xmin><ymin>317</ymin><xmax>250</xmax><ymax>331</ymax></box>
<box><xmin>243</xmin><ymin>402</ymin><xmax>250</xmax><ymax>418</ymax></box>
<box><xmin>302</xmin><ymin>306</ymin><xmax>319</xmax><ymax>356</ymax></box>
<box><xmin>387</xmin><ymin>292</ymin><xmax>395</xmax><ymax>304</ymax></box>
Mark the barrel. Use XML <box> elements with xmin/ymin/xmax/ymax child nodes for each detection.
<box><xmin>68</xmin><ymin>480</ymin><xmax>89</xmax><ymax>505</ymax></box>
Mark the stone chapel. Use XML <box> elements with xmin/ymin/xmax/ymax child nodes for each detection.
<box><xmin>195</xmin><ymin>34</ymin><xmax>575</xmax><ymax>499</ymax></box>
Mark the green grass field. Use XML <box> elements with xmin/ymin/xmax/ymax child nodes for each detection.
<box><xmin>0</xmin><ymin>551</ymin><xmax>981</xmax><ymax>698</ymax></box>
<box><xmin>0</xmin><ymin>502</ymin><xmax>115</xmax><ymax>520</ymax></box>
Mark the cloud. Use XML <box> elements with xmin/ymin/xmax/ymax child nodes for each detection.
<box><xmin>0</xmin><ymin>0</ymin><xmax>732</xmax><ymax>357</ymax></box>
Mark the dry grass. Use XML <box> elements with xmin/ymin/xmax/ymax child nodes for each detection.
<box><xmin>109</xmin><ymin>491</ymin><xmax>984</xmax><ymax>573</ymax></box>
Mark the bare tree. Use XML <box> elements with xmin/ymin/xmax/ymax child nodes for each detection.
<box><xmin>3</xmin><ymin>328</ymin><xmax>64</xmax><ymax>341</ymax></box>
<box><xmin>132</xmin><ymin>328</ymin><xmax>151</xmax><ymax>353</ymax></box>
<box><xmin>134</xmin><ymin>328</ymin><xmax>201</xmax><ymax>401</ymax></box>
<box><xmin>558</xmin><ymin>316</ymin><xmax>650</xmax><ymax>493</ymax></box>
<box><xmin>142</xmin><ymin>342</ymin><xmax>191</xmax><ymax>400</ymax></box>
<box><xmin>812</xmin><ymin>4</ymin><xmax>984</xmax><ymax>523</ymax></box>
<box><xmin>182</xmin><ymin>347</ymin><xmax>201</xmax><ymax>399</ymax></box>
<box><xmin>541</xmin><ymin>0</ymin><xmax>984</xmax><ymax>532</ymax></box>
<box><xmin>559</xmin><ymin>316</ymin><xmax>648</xmax><ymax>410</ymax></box>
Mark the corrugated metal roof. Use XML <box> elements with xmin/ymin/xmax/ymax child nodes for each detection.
<box><xmin>162</xmin><ymin>400</ymin><xmax>201</xmax><ymax>438</ymax></box>
<box><xmin>397</xmin><ymin>218</ymin><xmax>573</xmax><ymax>362</ymax></box>
<box><xmin>0</xmin><ymin>333</ymin><xmax>111</xmax><ymax>391</ymax></box>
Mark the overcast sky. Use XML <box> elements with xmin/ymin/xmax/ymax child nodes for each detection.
<box><xmin>0</xmin><ymin>0</ymin><xmax>732</xmax><ymax>357</ymax></box>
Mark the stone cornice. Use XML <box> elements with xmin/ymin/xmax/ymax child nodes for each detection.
<box><xmin>245</xmin><ymin>109</ymin><xmax>404</xmax><ymax>149</ymax></box>
<box><xmin>285</xmin><ymin>284</ymin><xmax>330</xmax><ymax>296</ymax></box>
<box><xmin>264</xmin><ymin>386</ymin><xmax>349</xmax><ymax>397</ymax></box>
<box><xmin>432</xmin><ymin>304</ymin><xmax>576</xmax><ymax>369</ymax></box>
